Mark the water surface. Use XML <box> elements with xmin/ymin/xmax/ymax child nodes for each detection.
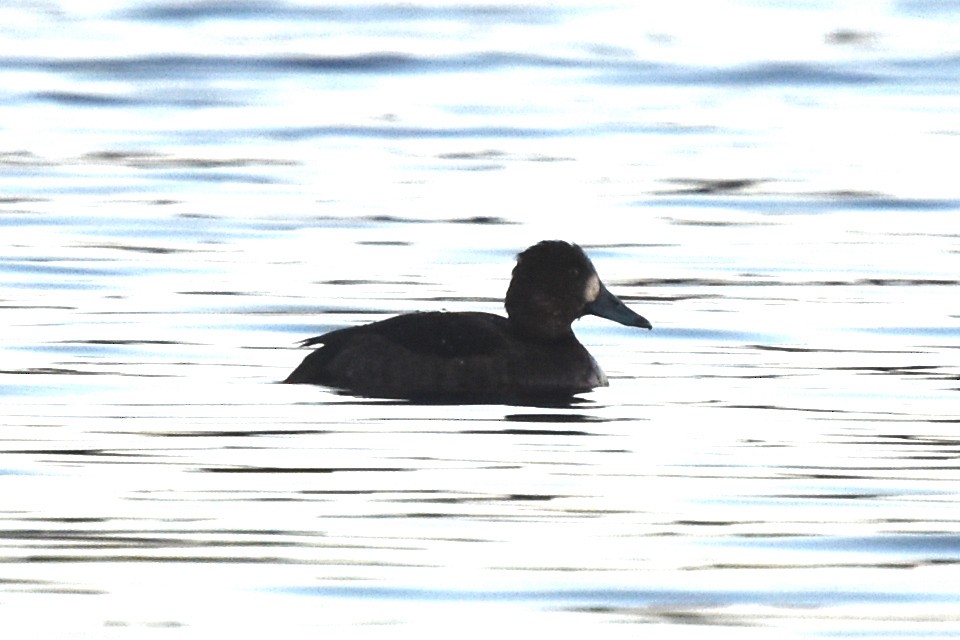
<box><xmin>2</xmin><ymin>1</ymin><xmax>960</xmax><ymax>637</ymax></box>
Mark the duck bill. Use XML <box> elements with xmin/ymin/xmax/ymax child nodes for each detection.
<box><xmin>586</xmin><ymin>283</ymin><xmax>652</xmax><ymax>329</ymax></box>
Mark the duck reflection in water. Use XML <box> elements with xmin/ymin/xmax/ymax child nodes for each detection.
<box><xmin>285</xmin><ymin>240</ymin><xmax>651</xmax><ymax>402</ymax></box>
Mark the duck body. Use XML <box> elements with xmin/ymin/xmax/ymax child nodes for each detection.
<box><xmin>284</xmin><ymin>241</ymin><xmax>651</xmax><ymax>402</ymax></box>
<box><xmin>284</xmin><ymin>310</ymin><xmax>607</xmax><ymax>401</ymax></box>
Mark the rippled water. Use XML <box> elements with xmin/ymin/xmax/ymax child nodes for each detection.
<box><xmin>2</xmin><ymin>1</ymin><xmax>960</xmax><ymax>637</ymax></box>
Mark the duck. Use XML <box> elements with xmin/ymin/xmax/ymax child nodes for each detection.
<box><xmin>284</xmin><ymin>240</ymin><xmax>651</xmax><ymax>402</ymax></box>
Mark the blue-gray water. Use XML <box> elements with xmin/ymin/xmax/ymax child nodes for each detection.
<box><xmin>2</xmin><ymin>1</ymin><xmax>960</xmax><ymax>638</ymax></box>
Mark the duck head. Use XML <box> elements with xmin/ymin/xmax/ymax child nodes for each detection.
<box><xmin>505</xmin><ymin>241</ymin><xmax>652</xmax><ymax>341</ymax></box>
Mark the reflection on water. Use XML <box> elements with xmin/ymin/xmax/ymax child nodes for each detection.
<box><xmin>2</xmin><ymin>0</ymin><xmax>960</xmax><ymax>637</ymax></box>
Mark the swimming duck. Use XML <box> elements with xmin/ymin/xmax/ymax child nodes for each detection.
<box><xmin>284</xmin><ymin>240</ymin><xmax>651</xmax><ymax>401</ymax></box>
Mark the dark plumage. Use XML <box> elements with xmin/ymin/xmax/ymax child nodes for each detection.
<box><xmin>284</xmin><ymin>241</ymin><xmax>651</xmax><ymax>401</ymax></box>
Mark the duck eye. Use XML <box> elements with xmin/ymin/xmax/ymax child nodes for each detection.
<box><xmin>569</xmin><ymin>267</ymin><xmax>580</xmax><ymax>278</ymax></box>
